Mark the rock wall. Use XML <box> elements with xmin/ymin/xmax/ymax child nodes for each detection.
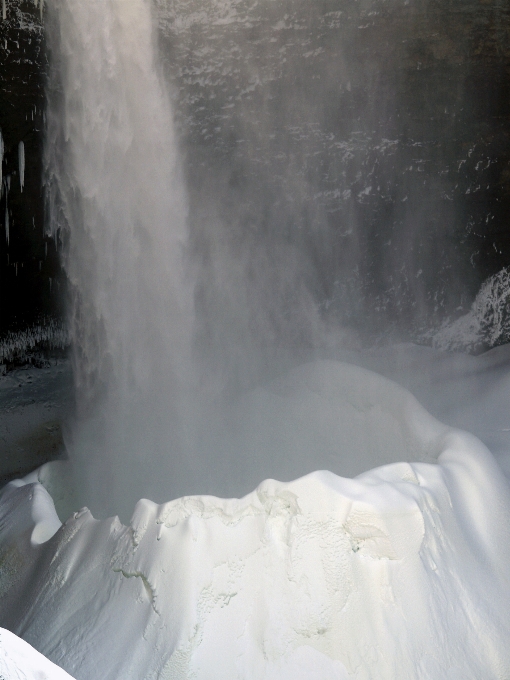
<box><xmin>0</xmin><ymin>0</ymin><xmax>63</xmax><ymax>344</ymax></box>
<box><xmin>158</xmin><ymin>0</ymin><xmax>510</xmax><ymax>340</ymax></box>
<box><xmin>1</xmin><ymin>0</ymin><xmax>510</xmax><ymax>345</ymax></box>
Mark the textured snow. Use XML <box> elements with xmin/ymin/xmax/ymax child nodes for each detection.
<box><xmin>1</xmin><ymin>360</ymin><xmax>509</xmax><ymax>680</ymax></box>
<box><xmin>0</xmin><ymin>627</ymin><xmax>75</xmax><ymax>679</ymax></box>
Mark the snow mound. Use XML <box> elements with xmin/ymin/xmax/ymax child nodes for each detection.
<box><xmin>1</xmin><ymin>423</ymin><xmax>510</xmax><ymax>678</ymax></box>
<box><xmin>0</xmin><ymin>627</ymin><xmax>75</xmax><ymax>680</ymax></box>
<box><xmin>76</xmin><ymin>359</ymin><xmax>453</xmax><ymax>520</ymax></box>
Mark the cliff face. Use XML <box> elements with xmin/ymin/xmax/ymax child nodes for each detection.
<box><xmin>0</xmin><ymin>0</ymin><xmax>62</xmax><ymax>339</ymax></box>
<box><xmin>1</xmin><ymin>0</ymin><xmax>510</xmax><ymax>342</ymax></box>
<box><xmin>156</xmin><ymin>0</ymin><xmax>510</xmax><ymax>338</ymax></box>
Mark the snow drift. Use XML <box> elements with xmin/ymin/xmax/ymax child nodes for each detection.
<box><xmin>0</xmin><ymin>627</ymin><xmax>75</xmax><ymax>680</ymax></box>
<box><xmin>1</xmin><ymin>360</ymin><xmax>509</xmax><ymax>680</ymax></box>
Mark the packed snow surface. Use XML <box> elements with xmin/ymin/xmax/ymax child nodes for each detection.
<box><xmin>1</xmin><ymin>360</ymin><xmax>510</xmax><ymax>680</ymax></box>
<box><xmin>0</xmin><ymin>627</ymin><xmax>75</xmax><ymax>680</ymax></box>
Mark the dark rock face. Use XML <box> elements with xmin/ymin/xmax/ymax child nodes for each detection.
<box><xmin>157</xmin><ymin>0</ymin><xmax>510</xmax><ymax>342</ymax></box>
<box><xmin>1</xmin><ymin>0</ymin><xmax>510</xmax><ymax>347</ymax></box>
<box><xmin>0</xmin><ymin>0</ymin><xmax>63</xmax><ymax>341</ymax></box>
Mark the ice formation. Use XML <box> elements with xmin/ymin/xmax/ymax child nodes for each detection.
<box><xmin>5</xmin><ymin>194</ymin><xmax>9</xmax><ymax>245</ymax></box>
<box><xmin>1</xmin><ymin>360</ymin><xmax>510</xmax><ymax>680</ymax></box>
<box><xmin>0</xmin><ymin>318</ymin><xmax>69</xmax><ymax>365</ymax></box>
<box><xmin>432</xmin><ymin>266</ymin><xmax>510</xmax><ymax>352</ymax></box>
<box><xmin>0</xmin><ymin>129</ymin><xmax>3</xmax><ymax>187</ymax></box>
<box><xmin>18</xmin><ymin>140</ymin><xmax>25</xmax><ymax>192</ymax></box>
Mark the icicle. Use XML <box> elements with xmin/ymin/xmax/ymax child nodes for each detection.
<box><xmin>0</xmin><ymin>130</ymin><xmax>3</xmax><ymax>188</ymax></box>
<box><xmin>18</xmin><ymin>141</ymin><xmax>25</xmax><ymax>192</ymax></box>
<box><xmin>34</xmin><ymin>0</ymin><xmax>38</xmax><ymax>7</ymax></box>
<box><xmin>2</xmin><ymin>0</ymin><xmax>6</xmax><ymax>21</ymax></box>
<box><xmin>39</xmin><ymin>0</ymin><xmax>43</xmax><ymax>21</ymax></box>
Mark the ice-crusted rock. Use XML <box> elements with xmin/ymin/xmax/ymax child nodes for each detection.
<box><xmin>432</xmin><ymin>267</ymin><xmax>510</xmax><ymax>353</ymax></box>
<box><xmin>0</xmin><ymin>416</ymin><xmax>509</xmax><ymax>678</ymax></box>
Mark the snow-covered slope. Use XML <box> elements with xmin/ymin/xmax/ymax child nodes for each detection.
<box><xmin>337</xmin><ymin>342</ymin><xmax>510</xmax><ymax>477</ymax></box>
<box><xmin>1</xmin><ymin>360</ymin><xmax>509</xmax><ymax>680</ymax></box>
<box><xmin>0</xmin><ymin>627</ymin><xmax>75</xmax><ymax>680</ymax></box>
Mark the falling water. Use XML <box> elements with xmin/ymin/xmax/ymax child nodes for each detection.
<box><xmin>45</xmin><ymin>0</ymin><xmax>193</xmax><ymax>518</ymax></box>
<box><xmin>43</xmin><ymin>0</ymin><xmax>508</xmax><ymax>520</ymax></box>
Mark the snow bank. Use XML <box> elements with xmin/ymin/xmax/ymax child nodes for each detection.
<box><xmin>336</xmin><ymin>343</ymin><xmax>510</xmax><ymax>477</ymax></box>
<box><xmin>1</xmin><ymin>359</ymin><xmax>510</xmax><ymax>679</ymax></box>
<box><xmin>0</xmin><ymin>627</ymin><xmax>75</xmax><ymax>679</ymax></box>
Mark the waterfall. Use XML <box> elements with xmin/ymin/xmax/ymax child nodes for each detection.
<box><xmin>45</xmin><ymin>0</ymin><xmax>193</xmax><ymax>518</ymax></box>
<box><xmin>44</xmin><ymin>0</ymin><xmax>488</xmax><ymax>520</ymax></box>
